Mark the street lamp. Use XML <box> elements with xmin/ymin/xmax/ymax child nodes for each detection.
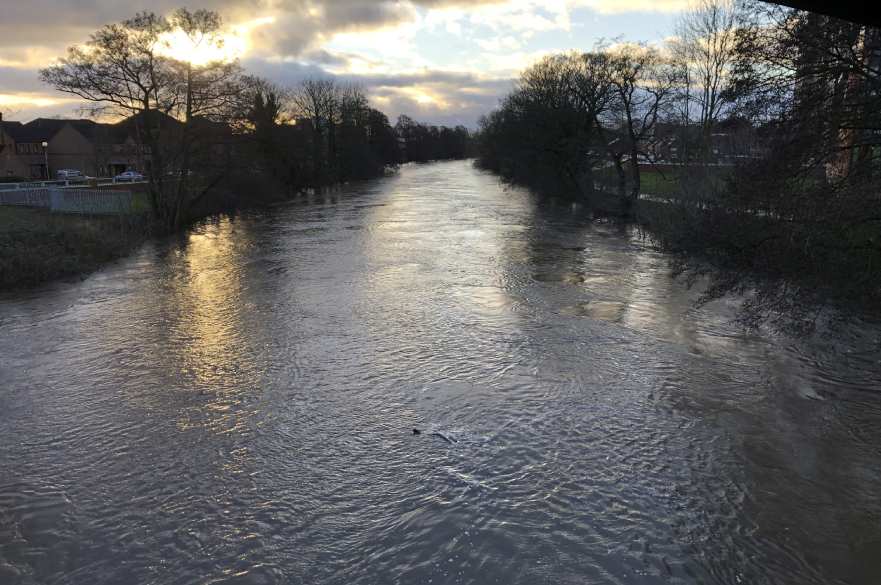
<box><xmin>41</xmin><ymin>141</ymin><xmax>49</xmax><ymax>180</ymax></box>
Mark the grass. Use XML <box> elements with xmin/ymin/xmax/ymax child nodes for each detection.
<box><xmin>639</xmin><ymin>170</ymin><xmax>680</xmax><ymax>195</ymax></box>
<box><xmin>0</xmin><ymin>206</ymin><xmax>147</xmax><ymax>290</ymax></box>
<box><xmin>131</xmin><ymin>190</ymin><xmax>151</xmax><ymax>214</ymax></box>
<box><xmin>595</xmin><ymin>165</ymin><xmax>733</xmax><ymax>198</ymax></box>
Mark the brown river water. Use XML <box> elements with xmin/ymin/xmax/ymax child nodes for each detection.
<box><xmin>1</xmin><ymin>160</ymin><xmax>880</xmax><ymax>584</ymax></box>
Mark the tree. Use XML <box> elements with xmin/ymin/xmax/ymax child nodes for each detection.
<box><xmin>671</xmin><ymin>0</ymin><xmax>740</xmax><ymax>157</ymax></box>
<box><xmin>166</xmin><ymin>8</ymin><xmax>251</xmax><ymax>227</ymax></box>
<box><xmin>653</xmin><ymin>3</ymin><xmax>881</xmax><ymax>330</ymax></box>
<box><xmin>476</xmin><ymin>52</ymin><xmax>617</xmax><ymax>200</ymax></box>
<box><xmin>41</xmin><ymin>12</ymin><xmax>176</xmax><ymax>223</ymax></box>
<box><xmin>40</xmin><ymin>9</ymin><xmax>254</xmax><ymax>230</ymax></box>
<box><xmin>395</xmin><ymin>115</ymin><xmax>473</xmax><ymax>163</ymax></box>
<box><xmin>605</xmin><ymin>44</ymin><xmax>681</xmax><ymax>209</ymax></box>
<box><xmin>289</xmin><ymin>79</ymin><xmax>340</xmax><ymax>184</ymax></box>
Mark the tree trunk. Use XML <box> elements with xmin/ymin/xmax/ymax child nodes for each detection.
<box><xmin>173</xmin><ymin>62</ymin><xmax>194</xmax><ymax>230</ymax></box>
<box><xmin>614</xmin><ymin>156</ymin><xmax>627</xmax><ymax>202</ymax></box>
<box><xmin>628</xmin><ymin>147</ymin><xmax>641</xmax><ymax>205</ymax></box>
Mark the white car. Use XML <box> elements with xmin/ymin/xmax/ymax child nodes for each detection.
<box><xmin>57</xmin><ymin>169</ymin><xmax>83</xmax><ymax>180</ymax></box>
<box><xmin>114</xmin><ymin>171</ymin><xmax>144</xmax><ymax>182</ymax></box>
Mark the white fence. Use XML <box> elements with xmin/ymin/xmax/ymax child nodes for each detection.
<box><xmin>0</xmin><ymin>188</ymin><xmax>50</xmax><ymax>207</ymax></box>
<box><xmin>0</xmin><ymin>188</ymin><xmax>133</xmax><ymax>215</ymax></box>
<box><xmin>0</xmin><ymin>178</ymin><xmax>147</xmax><ymax>191</ymax></box>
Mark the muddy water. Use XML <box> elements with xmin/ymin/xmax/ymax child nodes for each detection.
<box><xmin>1</xmin><ymin>160</ymin><xmax>880</xmax><ymax>585</ymax></box>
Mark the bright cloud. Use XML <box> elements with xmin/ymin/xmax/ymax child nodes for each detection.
<box><xmin>0</xmin><ymin>0</ymin><xmax>689</xmax><ymax>126</ymax></box>
<box><xmin>581</xmin><ymin>0</ymin><xmax>690</xmax><ymax>14</ymax></box>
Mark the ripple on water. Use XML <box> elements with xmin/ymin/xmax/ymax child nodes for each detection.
<box><xmin>560</xmin><ymin>300</ymin><xmax>626</xmax><ymax>322</ymax></box>
<box><xmin>1</xmin><ymin>160</ymin><xmax>880</xmax><ymax>585</ymax></box>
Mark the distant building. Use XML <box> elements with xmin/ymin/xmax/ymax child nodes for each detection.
<box><xmin>0</xmin><ymin>111</ymin><xmax>178</xmax><ymax>180</ymax></box>
<box><xmin>648</xmin><ymin>120</ymin><xmax>764</xmax><ymax>164</ymax></box>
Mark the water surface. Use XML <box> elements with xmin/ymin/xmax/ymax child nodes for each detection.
<box><xmin>2</xmin><ymin>160</ymin><xmax>880</xmax><ymax>584</ymax></box>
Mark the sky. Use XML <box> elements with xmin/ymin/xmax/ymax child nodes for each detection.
<box><xmin>0</xmin><ymin>0</ymin><xmax>689</xmax><ymax>127</ymax></box>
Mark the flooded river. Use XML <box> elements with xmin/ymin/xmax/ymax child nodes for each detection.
<box><xmin>1</xmin><ymin>160</ymin><xmax>880</xmax><ymax>584</ymax></box>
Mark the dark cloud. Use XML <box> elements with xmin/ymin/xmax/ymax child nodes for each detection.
<box><xmin>1</xmin><ymin>0</ymin><xmax>513</xmax><ymax>126</ymax></box>
<box><xmin>263</xmin><ymin>0</ymin><xmax>504</xmax><ymax>55</ymax></box>
<box><xmin>0</xmin><ymin>0</ymin><xmax>263</xmax><ymax>59</ymax></box>
<box><xmin>299</xmin><ymin>49</ymin><xmax>354</xmax><ymax>67</ymax></box>
<box><xmin>0</xmin><ymin>0</ymin><xmax>504</xmax><ymax>56</ymax></box>
<box><xmin>257</xmin><ymin>1</ymin><xmax>417</xmax><ymax>57</ymax></box>
<box><xmin>244</xmin><ymin>57</ymin><xmax>512</xmax><ymax>127</ymax></box>
<box><xmin>1</xmin><ymin>0</ymin><xmax>254</xmax><ymax>29</ymax></box>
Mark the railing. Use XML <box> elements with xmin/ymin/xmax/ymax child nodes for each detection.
<box><xmin>0</xmin><ymin>177</ymin><xmax>148</xmax><ymax>191</ymax></box>
<box><xmin>0</xmin><ymin>180</ymin><xmax>68</xmax><ymax>191</ymax></box>
<box><xmin>0</xmin><ymin>188</ymin><xmax>50</xmax><ymax>207</ymax></box>
<box><xmin>49</xmin><ymin>189</ymin><xmax>133</xmax><ymax>214</ymax></box>
<box><xmin>0</xmin><ymin>188</ymin><xmax>133</xmax><ymax>215</ymax></box>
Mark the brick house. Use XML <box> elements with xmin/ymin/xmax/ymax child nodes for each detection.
<box><xmin>0</xmin><ymin>112</ymin><xmax>157</xmax><ymax>180</ymax></box>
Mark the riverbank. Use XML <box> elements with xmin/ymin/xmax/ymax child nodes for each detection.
<box><xmin>479</xmin><ymin>162</ymin><xmax>881</xmax><ymax>331</ymax></box>
<box><xmin>0</xmin><ymin>206</ymin><xmax>146</xmax><ymax>290</ymax></box>
<box><xmin>0</xmin><ymin>167</ymin><xmax>399</xmax><ymax>290</ymax></box>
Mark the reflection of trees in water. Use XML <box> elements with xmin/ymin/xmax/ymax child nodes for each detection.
<box><xmin>499</xmin><ymin>187</ymin><xmax>881</xmax><ymax>583</ymax></box>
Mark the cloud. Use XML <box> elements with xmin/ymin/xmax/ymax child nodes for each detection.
<box><xmin>579</xmin><ymin>0</ymin><xmax>690</xmax><ymax>13</ymax></box>
<box><xmin>475</xmin><ymin>36</ymin><xmax>524</xmax><ymax>52</ymax></box>
<box><xmin>0</xmin><ymin>0</ymin><xmax>688</xmax><ymax>126</ymax></box>
<box><xmin>244</xmin><ymin>57</ymin><xmax>513</xmax><ymax>126</ymax></box>
<box><xmin>0</xmin><ymin>68</ymin><xmax>47</xmax><ymax>94</ymax></box>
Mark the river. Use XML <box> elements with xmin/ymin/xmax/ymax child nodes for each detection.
<box><xmin>1</xmin><ymin>160</ymin><xmax>880</xmax><ymax>585</ymax></box>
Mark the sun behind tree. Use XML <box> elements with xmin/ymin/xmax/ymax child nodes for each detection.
<box><xmin>158</xmin><ymin>8</ymin><xmax>244</xmax><ymax>66</ymax></box>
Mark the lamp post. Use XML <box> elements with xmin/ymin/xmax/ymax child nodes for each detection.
<box><xmin>41</xmin><ymin>141</ymin><xmax>49</xmax><ymax>180</ymax></box>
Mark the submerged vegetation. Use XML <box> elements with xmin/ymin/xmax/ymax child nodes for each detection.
<box><xmin>0</xmin><ymin>207</ymin><xmax>147</xmax><ymax>289</ymax></box>
<box><xmin>476</xmin><ymin>0</ymin><xmax>881</xmax><ymax>330</ymax></box>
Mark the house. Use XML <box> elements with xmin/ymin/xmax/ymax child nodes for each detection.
<box><xmin>0</xmin><ymin>109</ymin><xmax>248</xmax><ymax>183</ymax></box>
<box><xmin>0</xmin><ymin>111</ymin><xmax>175</xmax><ymax>180</ymax></box>
<box><xmin>1</xmin><ymin>114</ymin><xmax>24</xmax><ymax>178</ymax></box>
<box><xmin>647</xmin><ymin>122</ymin><xmax>702</xmax><ymax>163</ymax></box>
<box><xmin>648</xmin><ymin>119</ymin><xmax>765</xmax><ymax>164</ymax></box>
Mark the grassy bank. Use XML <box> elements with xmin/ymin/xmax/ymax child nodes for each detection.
<box><xmin>592</xmin><ymin>165</ymin><xmax>732</xmax><ymax>197</ymax></box>
<box><xmin>0</xmin><ymin>207</ymin><xmax>146</xmax><ymax>290</ymax></box>
<box><xmin>0</xmin><ymin>172</ymin><xmax>378</xmax><ymax>291</ymax></box>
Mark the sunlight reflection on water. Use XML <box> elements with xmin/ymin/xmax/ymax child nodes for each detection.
<box><xmin>1</xmin><ymin>161</ymin><xmax>880</xmax><ymax>585</ymax></box>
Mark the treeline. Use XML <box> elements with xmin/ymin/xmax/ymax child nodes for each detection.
<box><xmin>476</xmin><ymin>0</ymin><xmax>743</xmax><ymax>208</ymax></box>
<box><xmin>477</xmin><ymin>0</ymin><xmax>881</xmax><ymax>328</ymax></box>
<box><xmin>247</xmin><ymin>80</ymin><xmax>400</xmax><ymax>193</ymax></box>
<box><xmin>40</xmin><ymin>8</ymin><xmax>473</xmax><ymax>231</ymax></box>
<box><xmin>248</xmin><ymin>89</ymin><xmax>475</xmax><ymax>194</ymax></box>
<box><xmin>659</xmin><ymin>1</ymin><xmax>881</xmax><ymax>327</ymax></box>
<box><xmin>395</xmin><ymin>115</ymin><xmax>474</xmax><ymax>162</ymax></box>
<box><xmin>476</xmin><ymin>47</ymin><xmax>680</xmax><ymax>214</ymax></box>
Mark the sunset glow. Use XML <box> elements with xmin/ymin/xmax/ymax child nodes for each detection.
<box><xmin>1</xmin><ymin>2</ymin><xmax>682</xmax><ymax>123</ymax></box>
<box><xmin>157</xmin><ymin>16</ymin><xmax>276</xmax><ymax>66</ymax></box>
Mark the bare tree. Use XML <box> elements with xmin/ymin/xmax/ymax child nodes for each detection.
<box><xmin>288</xmin><ymin>79</ymin><xmax>340</xmax><ymax>183</ymax></box>
<box><xmin>672</xmin><ymin>0</ymin><xmax>740</xmax><ymax>155</ymax></box>
<box><xmin>41</xmin><ymin>9</ymin><xmax>254</xmax><ymax>229</ymax></box>
<box><xmin>606</xmin><ymin>45</ymin><xmax>681</xmax><ymax>207</ymax></box>
<box><xmin>41</xmin><ymin>12</ymin><xmax>177</xmax><ymax>221</ymax></box>
<box><xmin>165</xmin><ymin>8</ymin><xmax>252</xmax><ymax>227</ymax></box>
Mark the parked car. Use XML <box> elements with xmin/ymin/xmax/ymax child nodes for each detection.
<box><xmin>56</xmin><ymin>169</ymin><xmax>83</xmax><ymax>180</ymax></box>
<box><xmin>114</xmin><ymin>170</ymin><xmax>144</xmax><ymax>182</ymax></box>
